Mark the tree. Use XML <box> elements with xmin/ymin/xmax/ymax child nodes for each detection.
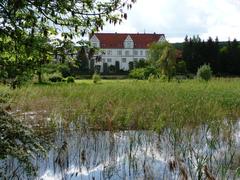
<box><xmin>157</xmin><ymin>44</ymin><xmax>176</xmax><ymax>81</ymax></box>
<box><xmin>0</xmin><ymin>0</ymin><xmax>136</xmax><ymax>83</ymax></box>
<box><xmin>76</xmin><ymin>46</ymin><xmax>89</xmax><ymax>73</ymax></box>
<box><xmin>147</xmin><ymin>41</ymin><xmax>176</xmax><ymax>81</ymax></box>
<box><xmin>148</xmin><ymin>41</ymin><xmax>169</xmax><ymax>66</ymax></box>
<box><xmin>197</xmin><ymin>64</ymin><xmax>212</xmax><ymax>81</ymax></box>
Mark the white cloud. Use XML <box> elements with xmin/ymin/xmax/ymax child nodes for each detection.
<box><xmin>101</xmin><ymin>0</ymin><xmax>240</xmax><ymax>42</ymax></box>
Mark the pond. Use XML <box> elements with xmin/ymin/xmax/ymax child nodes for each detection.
<box><xmin>1</xmin><ymin>119</ymin><xmax>240</xmax><ymax>179</ymax></box>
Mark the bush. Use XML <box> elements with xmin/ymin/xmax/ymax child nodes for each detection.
<box><xmin>197</xmin><ymin>64</ymin><xmax>212</xmax><ymax>81</ymax></box>
<box><xmin>66</xmin><ymin>76</ymin><xmax>75</xmax><ymax>83</ymax></box>
<box><xmin>176</xmin><ymin>60</ymin><xmax>187</xmax><ymax>74</ymax></box>
<box><xmin>135</xmin><ymin>59</ymin><xmax>149</xmax><ymax>68</ymax></box>
<box><xmin>92</xmin><ymin>73</ymin><xmax>101</xmax><ymax>83</ymax></box>
<box><xmin>48</xmin><ymin>73</ymin><xmax>63</xmax><ymax>82</ymax></box>
<box><xmin>109</xmin><ymin>65</ymin><xmax>116</xmax><ymax>73</ymax></box>
<box><xmin>129</xmin><ymin>66</ymin><xmax>159</xmax><ymax>80</ymax></box>
<box><xmin>129</xmin><ymin>68</ymin><xmax>146</xmax><ymax>79</ymax></box>
<box><xmin>144</xmin><ymin>66</ymin><xmax>159</xmax><ymax>78</ymax></box>
<box><xmin>148</xmin><ymin>74</ymin><xmax>157</xmax><ymax>82</ymax></box>
<box><xmin>58</xmin><ymin>64</ymin><xmax>71</xmax><ymax>78</ymax></box>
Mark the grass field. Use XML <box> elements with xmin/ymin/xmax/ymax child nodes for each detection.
<box><xmin>2</xmin><ymin>78</ymin><xmax>240</xmax><ymax>131</ymax></box>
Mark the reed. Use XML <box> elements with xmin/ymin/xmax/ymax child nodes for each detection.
<box><xmin>4</xmin><ymin>78</ymin><xmax>240</xmax><ymax>131</ymax></box>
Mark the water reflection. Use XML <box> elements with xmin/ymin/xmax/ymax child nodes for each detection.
<box><xmin>1</xmin><ymin>120</ymin><xmax>240</xmax><ymax>179</ymax></box>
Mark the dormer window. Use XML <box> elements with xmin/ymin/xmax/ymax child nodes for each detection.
<box><xmin>124</xmin><ymin>41</ymin><xmax>133</xmax><ymax>48</ymax></box>
<box><xmin>124</xmin><ymin>35</ymin><xmax>134</xmax><ymax>48</ymax></box>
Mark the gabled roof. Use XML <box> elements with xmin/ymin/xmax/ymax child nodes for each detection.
<box><xmin>91</xmin><ymin>33</ymin><xmax>165</xmax><ymax>49</ymax></box>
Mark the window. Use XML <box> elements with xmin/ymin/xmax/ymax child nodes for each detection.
<box><xmin>124</xmin><ymin>41</ymin><xmax>133</xmax><ymax>48</ymax></box>
<box><xmin>92</xmin><ymin>43</ymin><xmax>97</xmax><ymax>47</ymax></box>
<box><xmin>122</xmin><ymin>58</ymin><xmax>127</xmax><ymax>63</ymax></box>
<box><xmin>134</xmin><ymin>50</ymin><xmax>138</xmax><ymax>56</ymax></box>
<box><xmin>107</xmin><ymin>58</ymin><xmax>112</xmax><ymax>63</ymax></box>
<box><xmin>140</xmin><ymin>50</ymin><xmax>143</xmax><ymax>56</ymax></box>
<box><xmin>125</xmin><ymin>50</ymin><xmax>129</xmax><ymax>56</ymax></box>
<box><xmin>134</xmin><ymin>58</ymin><xmax>138</xmax><ymax>62</ymax></box>
<box><xmin>102</xmin><ymin>58</ymin><xmax>106</xmax><ymax>63</ymax></box>
<box><xmin>107</xmin><ymin>50</ymin><xmax>112</xmax><ymax>55</ymax></box>
<box><xmin>117</xmin><ymin>50</ymin><xmax>122</xmax><ymax>56</ymax></box>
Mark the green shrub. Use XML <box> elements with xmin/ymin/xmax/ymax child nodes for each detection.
<box><xmin>129</xmin><ymin>66</ymin><xmax>159</xmax><ymax>80</ymax></box>
<box><xmin>159</xmin><ymin>74</ymin><xmax>168</xmax><ymax>82</ymax></box>
<box><xmin>148</xmin><ymin>74</ymin><xmax>157</xmax><ymax>82</ymax></box>
<box><xmin>92</xmin><ymin>73</ymin><xmax>101</xmax><ymax>83</ymax></box>
<box><xmin>144</xmin><ymin>66</ymin><xmax>159</xmax><ymax>78</ymax></box>
<box><xmin>66</xmin><ymin>76</ymin><xmax>75</xmax><ymax>83</ymax></box>
<box><xmin>48</xmin><ymin>73</ymin><xmax>63</xmax><ymax>82</ymax></box>
<box><xmin>176</xmin><ymin>60</ymin><xmax>187</xmax><ymax>74</ymax></box>
<box><xmin>129</xmin><ymin>68</ymin><xmax>146</xmax><ymax>79</ymax></box>
<box><xmin>197</xmin><ymin>64</ymin><xmax>212</xmax><ymax>81</ymax></box>
<box><xmin>58</xmin><ymin>64</ymin><xmax>71</xmax><ymax>78</ymax></box>
<box><xmin>134</xmin><ymin>58</ymin><xmax>149</xmax><ymax>68</ymax></box>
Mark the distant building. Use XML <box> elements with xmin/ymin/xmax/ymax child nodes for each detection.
<box><xmin>89</xmin><ymin>33</ymin><xmax>165</xmax><ymax>72</ymax></box>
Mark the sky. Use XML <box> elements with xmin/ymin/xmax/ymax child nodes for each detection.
<box><xmin>100</xmin><ymin>0</ymin><xmax>240</xmax><ymax>42</ymax></box>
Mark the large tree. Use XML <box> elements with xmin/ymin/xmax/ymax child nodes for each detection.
<box><xmin>157</xmin><ymin>43</ymin><xmax>176</xmax><ymax>81</ymax></box>
<box><xmin>148</xmin><ymin>41</ymin><xmax>176</xmax><ymax>80</ymax></box>
<box><xmin>0</xmin><ymin>0</ymin><xmax>136</xmax><ymax>83</ymax></box>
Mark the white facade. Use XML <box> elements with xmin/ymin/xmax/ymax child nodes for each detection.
<box><xmin>90</xmin><ymin>33</ymin><xmax>165</xmax><ymax>72</ymax></box>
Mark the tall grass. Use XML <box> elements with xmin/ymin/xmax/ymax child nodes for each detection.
<box><xmin>5</xmin><ymin>78</ymin><xmax>240</xmax><ymax>131</ymax></box>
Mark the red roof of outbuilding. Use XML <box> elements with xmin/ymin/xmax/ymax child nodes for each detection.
<box><xmin>92</xmin><ymin>33</ymin><xmax>165</xmax><ymax>49</ymax></box>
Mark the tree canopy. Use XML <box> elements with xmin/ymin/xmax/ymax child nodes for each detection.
<box><xmin>147</xmin><ymin>41</ymin><xmax>176</xmax><ymax>80</ymax></box>
<box><xmin>0</xmin><ymin>0</ymin><xmax>136</xmax><ymax>84</ymax></box>
<box><xmin>0</xmin><ymin>0</ymin><xmax>136</xmax><ymax>38</ymax></box>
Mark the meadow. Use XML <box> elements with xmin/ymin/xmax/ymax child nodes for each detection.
<box><xmin>2</xmin><ymin>78</ymin><xmax>240</xmax><ymax>131</ymax></box>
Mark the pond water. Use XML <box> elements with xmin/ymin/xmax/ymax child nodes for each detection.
<box><xmin>1</xmin><ymin>120</ymin><xmax>240</xmax><ymax>179</ymax></box>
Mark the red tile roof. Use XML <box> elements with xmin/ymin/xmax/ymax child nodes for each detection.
<box><xmin>91</xmin><ymin>33</ymin><xmax>165</xmax><ymax>49</ymax></box>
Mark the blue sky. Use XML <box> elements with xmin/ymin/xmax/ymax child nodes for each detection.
<box><xmin>101</xmin><ymin>0</ymin><xmax>240</xmax><ymax>42</ymax></box>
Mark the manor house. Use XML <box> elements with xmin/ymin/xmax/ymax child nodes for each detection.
<box><xmin>89</xmin><ymin>33</ymin><xmax>165</xmax><ymax>72</ymax></box>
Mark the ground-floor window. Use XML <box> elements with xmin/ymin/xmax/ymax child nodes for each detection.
<box><xmin>122</xmin><ymin>58</ymin><xmax>127</xmax><ymax>63</ymax></box>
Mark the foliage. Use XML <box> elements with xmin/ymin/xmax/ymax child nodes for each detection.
<box><xmin>156</xmin><ymin>43</ymin><xmax>176</xmax><ymax>81</ymax></box>
<box><xmin>0</xmin><ymin>0</ymin><xmax>136</xmax><ymax>84</ymax></box>
<box><xmin>48</xmin><ymin>73</ymin><xmax>63</xmax><ymax>82</ymax></box>
<box><xmin>129</xmin><ymin>68</ymin><xmax>145</xmax><ymax>79</ymax></box>
<box><xmin>66</xmin><ymin>76</ymin><xmax>75</xmax><ymax>83</ymax></box>
<box><xmin>109</xmin><ymin>65</ymin><xmax>116</xmax><ymax>73</ymax></box>
<box><xmin>76</xmin><ymin>46</ymin><xmax>89</xmax><ymax>73</ymax></box>
<box><xmin>0</xmin><ymin>108</ymin><xmax>46</xmax><ymax>176</ymax></box>
<box><xmin>134</xmin><ymin>58</ymin><xmax>149</xmax><ymax>68</ymax></box>
<box><xmin>197</xmin><ymin>64</ymin><xmax>212</xmax><ymax>81</ymax></box>
<box><xmin>176</xmin><ymin>60</ymin><xmax>187</xmax><ymax>75</ymax></box>
<box><xmin>92</xmin><ymin>73</ymin><xmax>101</xmax><ymax>83</ymax></box>
<box><xmin>183</xmin><ymin>36</ymin><xmax>240</xmax><ymax>75</ymax></box>
<box><xmin>148</xmin><ymin>74</ymin><xmax>157</xmax><ymax>82</ymax></box>
<box><xmin>58</xmin><ymin>63</ymin><xmax>71</xmax><ymax>78</ymax></box>
<box><xmin>129</xmin><ymin>66</ymin><xmax>159</xmax><ymax>80</ymax></box>
<box><xmin>148</xmin><ymin>41</ymin><xmax>170</xmax><ymax>65</ymax></box>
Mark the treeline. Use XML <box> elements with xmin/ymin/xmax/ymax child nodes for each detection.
<box><xmin>182</xmin><ymin>36</ymin><xmax>240</xmax><ymax>76</ymax></box>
